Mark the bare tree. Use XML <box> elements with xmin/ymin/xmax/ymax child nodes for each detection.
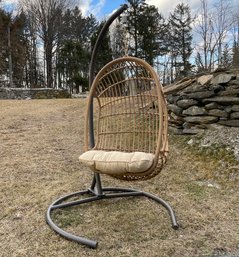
<box><xmin>194</xmin><ymin>0</ymin><xmax>234</xmax><ymax>71</ymax></box>
<box><xmin>232</xmin><ymin>13</ymin><xmax>239</xmax><ymax>45</ymax></box>
<box><xmin>194</xmin><ymin>0</ymin><xmax>215</xmax><ymax>71</ymax></box>
<box><xmin>231</xmin><ymin>4</ymin><xmax>239</xmax><ymax>67</ymax></box>
<box><xmin>110</xmin><ymin>18</ymin><xmax>126</xmax><ymax>59</ymax></box>
<box><xmin>212</xmin><ymin>0</ymin><xmax>233</xmax><ymax>67</ymax></box>
<box><xmin>19</xmin><ymin>0</ymin><xmax>74</xmax><ymax>87</ymax></box>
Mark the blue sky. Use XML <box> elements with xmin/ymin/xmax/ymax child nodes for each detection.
<box><xmin>1</xmin><ymin>0</ymin><xmax>127</xmax><ymax>18</ymax></box>
<box><xmin>98</xmin><ymin>0</ymin><xmax>125</xmax><ymax>15</ymax></box>
<box><xmin>79</xmin><ymin>0</ymin><xmax>126</xmax><ymax>18</ymax></box>
<box><xmin>2</xmin><ymin>0</ymin><xmax>237</xmax><ymax>19</ymax></box>
<box><xmin>0</xmin><ymin>0</ymin><xmax>203</xmax><ymax>18</ymax></box>
<box><xmin>78</xmin><ymin>0</ymin><xmax>203</xmax><ymax>18</ymax></box>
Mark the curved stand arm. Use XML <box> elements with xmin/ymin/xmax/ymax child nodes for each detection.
<box><xmin>88</xmin><ymin>4</ymin><xmax>128</xmax><ymax>148</ymax></box>
<box><xmin>88</xmin><ymin>4</ymin><xmax>128</xmax><ymax>86</ymax></box>
<box><xmin>46</xmin><ymin>186</ymin><xmax>179</xmax><ymax>248</ymax></box>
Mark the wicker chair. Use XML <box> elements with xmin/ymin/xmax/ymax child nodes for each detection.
<box><xmin>46</xmin><ymin>4</ymin><xmax>178</xmax><ymax>249</ymax></box>
<box><xmin>81</xmin><ymin>56</ymin><xmax>168</xmax><ymax>181</ymax></box>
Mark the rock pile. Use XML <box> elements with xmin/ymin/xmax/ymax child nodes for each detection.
<box><xmin>164</xmin><ymin>69</ymin><xmax>239</xmax><ymax>134</ymax></box>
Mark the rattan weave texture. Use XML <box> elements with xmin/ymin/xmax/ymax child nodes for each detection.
<box><xmin>84</xmin><ymin>56</ymin><xmax>168</xmax><ymax>181</ymax></box>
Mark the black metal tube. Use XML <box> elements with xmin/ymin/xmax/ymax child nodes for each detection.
<box><xmin>46</xmin><ymin>207</ymin><xmax>98</xmax><ymax>248</ymax></box>
<box><xmin>46</xmin><ymin>186</ymin><xmax>179</xmax><ymax>248</ymax></box>
<box><xmin>88</xmin><ymin>4</ymin><xmax>128</xmax><ymax>87</ymax></box>
<box><xmin>88</xmin><ymin>4</ymin><xmax>128</xmax><ymax>148</ymax></box>
<box><xmin>142</xmin><ymin>191</ymin><xmax>179</xmax><ymax>229</ymax></box>
<box><xmin>51</xmin><ymin>195</ymin><xmax>100</xmax><ymax>210</ymax></box>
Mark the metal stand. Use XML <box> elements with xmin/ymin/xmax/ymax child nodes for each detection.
<box><xmin>46</xmin><ymin>173</ymin><xmax>179</xmax><ymax>249</ymax></box>
<box><xmin>46</xmin><ymin>4</ymin><xmax>179</xmax><ymax>249</ymax></box>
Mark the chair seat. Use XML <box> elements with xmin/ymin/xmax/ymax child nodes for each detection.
<box><xmin>79</xmin><ymin>150</ymin><xmax>155</xmax><ymax>175</ymax></box>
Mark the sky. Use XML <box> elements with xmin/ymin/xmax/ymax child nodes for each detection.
<box><xmin>1</xmin><ymin>0</ymin><xmax>204</xmax><ymax>18</ymax></box>
<box><xmin>1</xmin><ymin>0</ymin><xmax>238</xmax><ymax>20</ymax></box>
<box><xmin>80</xmin><ymin>0</ymin><xmax>202</xmax><ymax>18</ymax></box>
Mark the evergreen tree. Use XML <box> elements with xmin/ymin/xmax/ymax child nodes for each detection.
<box><xmin>125</xmin><ymin>0</ymin><xmax>146</xmax><ymax>57</ymax></box>
<box><xmin>232</xmin><ymin>40</ymin><xmax>239</xmax><ymax>67</ymax></box>
<box><xmin>0</xmin><ymin>9</ymin><xmax>27</xmax><ymax>86</ymax></box>
<box><xmin>155</xmin><ymin>13</ymin><xmax>169</xmax><ymax>57</ymax></box>
<box><xmin>22</xmin><ymin>12</ymin><xmax>42</xmax><ymax>87</ymax></box>
<box><xmin>57</xmin><ymin>40</ymin><xmax>89</xmax><ymax>93</ymax></box>
<box><xmin>0</xmin><ymin>9</ymin><xmax>9</xmax><ymax>78</ymax></box>
<box><xmin>137</xmin><ymin>5</ymin><xmax>164</xmax><ymax>65</ymax></box>
<box><xmin>10</xmin><ymin>12</ymin><xmax>27</xmax><ymax>86</ymax></box>
<box><xmin>58</xmin><ymin>7</ymin><xmax>97</xmax><ymax>45</ymax></box>
<box><xmin>56</xmin><ymin>9</ymin><xmax>98</xmax><ymax>91</ymax></box>
<box><xmin>221</xmin><ymin>43</ymin><xmax>232</xmax><ymax>68</ymax></box>
<box><xmin>91</xmin><ymin>21</ymin><xmax>113</xmax><ymax>74</ymax></box>
<box><xmin>123</xmin><ymin>0</ymin><xmax>166</xmax><ymax>66</ymax></box>
<box><xmin>168</xmin><ymin>3</ymin><xmax>193</xmax><ymax>79</ymax></box>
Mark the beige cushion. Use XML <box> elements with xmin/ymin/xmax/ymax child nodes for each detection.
<box><xmin>79</xmin><ymin>150</ymin><xmax>154</xmax><ymax>175</ymax></box>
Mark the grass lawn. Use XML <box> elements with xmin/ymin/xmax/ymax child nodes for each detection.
<box><xmin>0</xmin><ymin>99</ymin><xmax>238</xmax><ymax>257</ymax></box>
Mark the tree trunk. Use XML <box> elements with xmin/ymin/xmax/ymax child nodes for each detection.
<box><xmin>45</xmin><ymin>40</ymin><xmax>53</xmax><ymax>88</ymax></box>
<box><xmin>8</xmin><ymin>23</ymin><xmax>13</xmax><ymax>87</ymax></box>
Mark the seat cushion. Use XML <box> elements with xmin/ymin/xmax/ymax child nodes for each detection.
<box><xmin>79</xmin><ymin>150</ymin><xmax>155</xmax><ymax>175</ymax></box>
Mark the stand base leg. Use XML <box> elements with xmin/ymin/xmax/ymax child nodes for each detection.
<box><xmin>46</xmin><ymin>187</ymin><xmax>179</xmax><ymax>249</ymax></box>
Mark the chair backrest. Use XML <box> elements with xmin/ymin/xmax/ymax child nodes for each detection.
<box><xmin>84</xmin><ymin>56</ymin><xmax>168</xmax><ymax>180</ymax></box>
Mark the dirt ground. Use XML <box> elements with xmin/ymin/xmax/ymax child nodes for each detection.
<box><xmin>0</xmin><ymin>99</ymin><xmax>238</xmax><ymax>257</ymax></box>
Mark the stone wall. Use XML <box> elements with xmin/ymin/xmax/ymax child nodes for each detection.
<box><xmin>0</xmin><ymin>87</ymin><xmax>71</xmax><ymax>99</ymax></box>
<box><xmin>164</xmin><ymin>69</ymin><xmax>239</xmax><ymax>134</ymax></box>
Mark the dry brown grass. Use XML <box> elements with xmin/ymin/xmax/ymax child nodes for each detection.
<box><xmin>0</xmin><ymin>99</ymin><xmax>238</xmax><ymax>257</ymax></box>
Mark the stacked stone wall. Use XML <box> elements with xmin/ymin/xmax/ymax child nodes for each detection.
<box><xmin>0</xmin><ymin>88</ymin><xmax>71</xmax><ymax>99</ymax></box>
<box><xmin>164</xmin><ymin>69</ymin><xmax>239</xmax><ymax>134</ymax></box>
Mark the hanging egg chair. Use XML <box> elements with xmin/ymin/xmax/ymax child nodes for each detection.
<box><xmin>46</xmin><ymin>4</ymin><xmax>179</xmax><ymax>249</ymax></box>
